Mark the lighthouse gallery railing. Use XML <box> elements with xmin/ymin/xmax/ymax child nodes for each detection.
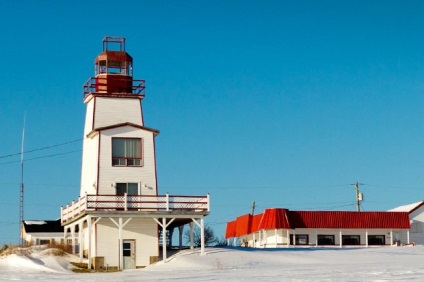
<box><xmin>61</xmin><ymin>193</ymin><xmax>210</xmax><ymax>224</ymax></box>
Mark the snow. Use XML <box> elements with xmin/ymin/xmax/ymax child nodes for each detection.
<box><xmin>1</xmin><ymin>246</ymin><xmax>424</xmax><ymax>281</ymax></box>
<box><xmin>389</xmin><ymin>201</ymin><xmax>424</xmax><ymax>212</ymax></box>
<box><xmin>24</xmin><ymin>221</ymin><xmax>47</xmax><ymax>225</ymax></box>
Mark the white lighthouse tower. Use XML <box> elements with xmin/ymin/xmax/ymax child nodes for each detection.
<box><xmin>61</xmin><ymin>37</ymin><xmax>210</xmax><ymax>270</ymax></box>
<box><xmin>80</xmin><ymin>36</ymin><xmax>158</xmax><ymax>197</ymax></box>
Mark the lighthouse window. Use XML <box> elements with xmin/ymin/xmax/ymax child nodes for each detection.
<box><xmin>116</xmin><ymin>183</ymin><xmax>138</xmax><ymax>195</ymax></box>
<box><xmin>112</xmin><ymin>138</ymin><xmax>142</xmax><ymax>166</ymax></box>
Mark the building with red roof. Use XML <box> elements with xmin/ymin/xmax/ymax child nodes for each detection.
<box><xmin>226</xmin><ymin>208</ymin><xmax>411</xmax><ymax>248</ymax></box>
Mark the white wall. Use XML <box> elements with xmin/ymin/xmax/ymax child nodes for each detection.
<box><xmin>94</xmin><ymin>97</ymin><xmax>143</xmax><ymax>128</ymax></box>
<box><xmin>80</xmin><ymin>134</ymin><xmax>99</xmax><ymax>196</ymax></box>
<box><xmin>98</xmin><ymin>126</ymin><xmax>157</xmax><ymax>195</ymax></box>
<box><xmin>410</xmin><ymin>205</ymin><xmax>424</xmax><ymax>245</ymax></box>
<box><xmin>95</xmin><ymin>218</ymin><xmax>159</xmax><ymax>267</ymax></box>
<box><xmin>244</xmin><ymin>228</ymin><xmax>410</xmax><ymax>248</ymax></box>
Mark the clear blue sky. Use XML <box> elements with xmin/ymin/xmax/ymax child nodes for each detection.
<box><xmin>1</xmin><ymin>0</ymin><xmax>424</xmax><ymax>244</ymax></box>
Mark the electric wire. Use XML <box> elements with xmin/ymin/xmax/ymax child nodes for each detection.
<box><xmin>0</xmin><ymin>138</ymin><xmax>82</xmax><ymax>159</ymax></box>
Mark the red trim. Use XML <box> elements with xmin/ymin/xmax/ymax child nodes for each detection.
<box><xmin>408</xmin><ymin>200</ymin><xmax>424</xmax><ymax>214</ymax></box>
<box><xmin>111</xmin><ymin>137</ymin><xmax>143</xmax><ymax>167</ymax></box>
<box><xmin>96</xmin><ymin>134</ymin><xmax>101</xmax><ymax>195</ymax></box>
<box><xmin>88</xmin><ymin>122</ymin><xmax>159</xmax><ymax>136</ymax></box>
<box><xmin>92</xmin><ymin>96</ymin><xmax>96</xmax><ymax>131</ymax></box>
<box><xmin>153</xmin><ymin>133</ymin><xmax>158</xmax><ymax>196</ymax></box>
<box><xmin>140</xmin><ymin>101</ymin><xmax>144</xmax><ymax>126</ymax></box>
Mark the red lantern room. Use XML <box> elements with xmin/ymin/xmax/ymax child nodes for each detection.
<box><xmin>83</xmin><ymin>36</ymin><xmax>145</xmax><ymax>101</ymax></box>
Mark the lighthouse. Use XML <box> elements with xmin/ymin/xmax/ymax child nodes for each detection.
<box><xmin>61</xmin><ymin>37</ymin><xmax>210</xmax><ymax>270</ymax></box>
<box><xmin>80</xmin><ymin>36</ymin><xmax>158</xmax><ymax>198</ymax></box>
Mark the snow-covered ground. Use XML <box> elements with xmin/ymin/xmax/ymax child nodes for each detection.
<box><xmin>1</xmin><ymin>246</ymin><xmax>424</xmax><ymax>281</ymax></box>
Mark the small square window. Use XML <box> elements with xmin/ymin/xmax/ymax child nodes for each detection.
<box><xmin>112</xmin><ymin>138</ymin><xmax>142</xmax><ymax>167</ymax></box>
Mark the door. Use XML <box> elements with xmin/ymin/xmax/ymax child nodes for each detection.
<box><xmin>123</xmin><ymin>240</ymin><xmax>136</xmax><ymax>269</ymax></box>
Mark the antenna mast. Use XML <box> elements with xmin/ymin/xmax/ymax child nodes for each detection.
<box><xmin>19</xmin><ymin>113</ymin><xmax>26</xmax><ymax>247</ymax></box>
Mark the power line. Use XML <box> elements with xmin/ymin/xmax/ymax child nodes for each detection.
<box><xmin>0</xmin><ymin>138</ymin><xmax>82</xmax><ymax>160</ymax></box>
<box><xmin>0</xmin><ymin>150</ymin><xmax>81</xmax><ymax>165</ymax></box>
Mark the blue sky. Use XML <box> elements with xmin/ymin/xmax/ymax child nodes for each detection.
<box><xmin>1</xmin><ymin>0</ymin><xmax>424</xmax><ymax>244</ymax></box>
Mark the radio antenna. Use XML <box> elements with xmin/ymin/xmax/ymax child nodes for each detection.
<box><xmin>19</xmin><ymin>112</ymin><xmax>26</xmax><ymax>247</ymax></box>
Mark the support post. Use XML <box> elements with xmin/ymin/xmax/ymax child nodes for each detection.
<box><xmin>162</xmin><ymin>218</ymin><xmax>167</xmax><ymax>261</ymax></box>
<box><xmin>366</xmin><ymin>229</ymin><xmax>368</xmax><ymax>247</ymax></box>
<box><xmin>293</xmin><ymin>229</ymin><xmax>296</xmax><ymax>246</ymax></box>
<box><xmin>315</xmin><ymin>229</ymin><xmax>318</xmax><ymax>247</ymax></box>
<box><xmin>407</xmin><ymin>230</ymin><xmax>410</xmax><ymax>244</ymax></box>
<box><xmin>200</xmin><ymin>218</ymin><xmax>205</xmax><ymax>255</ymax></box>
<box><xmin>71</xmin><ymin>225</ymin><xmax>76</xmax><ymax>254</ymax></box>
<box><xmin>87</xmin><ymin>217</ymin><xmax>92</xmax><ymax>270</ymax></box>
<box><xmin>339</xmin><ymin>229</ymin><xmax>342</xmax><ymax>248</ymax></box>
<box><xmin>78</xmin><ymin>221</ymin><xmax>83</xmax><ymax>262</ymax></box>
<box><xmin>286</xmin><ymin>229</ymin><xmax>289</xmax><ymax>247</ymax></box>
<box><xmin>390</xmin><ymin>230</ymin><xmax>393</xmax><ymax>245</ymax></box>
<box><xmin>189</xmin><ymin>222</ymin><xmax>194</xmax><ymax>250</ymax></box>
<box><xmin>178</xmin><ymin>226</ymin><xmax>184</xmax><ymax>249</ymax></box>
<box><xmin>259</xmin><ymin>230</ymin><xmax>261</xmax><ymax>247</ymax></box>
<box><xmin>153</xmin><ymin>217</ymin><xmax>175</xmax><ymax>263</ymax></box>
<box><xmin>119</xmin><ymin>218</ymin><xmax>123</xmax><ymax>270</ymax></box>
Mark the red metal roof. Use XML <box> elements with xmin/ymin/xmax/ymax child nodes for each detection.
<box><xmin>258</xmin><ymin>208</ymin><xmax>291</xmax><ymax>230</ymax></box>
<box><xmin>251</xmin><ymin>213</ymin><xmax>263</xmax><ymax>233</ymax></box>
<box><xmin>235</xmin><ymin>214</ymin><xmax>252</xmax><ymax>237</ymax></box>
<box><xmin>225</xmin><ymin>208</ymin><xmax>411</xmax><ymax>238</ymax></box>
<box><xmin>290</xmin><ymin>211</ymin><xmax>410</xmax><ymax>229</ymax></box>
<box><xmin>225</xmin><ymin>220</ymin><xmax>236</xmax><ymax>239</ymax></box>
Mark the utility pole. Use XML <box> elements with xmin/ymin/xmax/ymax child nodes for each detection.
<box><xmin>352</xmin><ymin>182</ymin><xmax>364</xmax><ymax>212</ymax></box>
<box><xmin>251</xmin><ymin>201</ymin><xmax>255</xmax><ymax>215</ymax></box>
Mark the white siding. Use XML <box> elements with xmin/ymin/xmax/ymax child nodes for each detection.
<box><xmin>95</xmin><ymin>218</ymin><xmax>158</xmax><ymax>267</ymax></box>
<box><xmin>83</xmin><ymin>98</ymin><xmax>95</xmax><ymax>135</ymax></box>
<box><xmin>410</xmin><ymin>206</ymin><xmax>424</xmax><ymax>245</ymax></box>
<box><xmin>94</xmin><ymin>97</ymin><xmax>143</xmax><ymax>128</ymax></box>
<box><xmin>80</xmin><ymin>134</ymin><xmax>99</xmax><ymax>196</ymax></box>
<box><xmin>98</xmin><ymin>126</ymin><xmax>157</xmax><ymax>195</ymax></box>
<box><xmin>245</xmin><ymin>228</ymin><xmax>410</xmax><ymax>248</ymax></box>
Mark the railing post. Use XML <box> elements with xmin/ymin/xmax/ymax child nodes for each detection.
<box><xmin>71</xmin><ymin>201</ymin><xmax>75</xmax><ymax>217</ymax></box>
<box><xmin>166</xmin><ymin>193</ymin><xmax>169</xmax><ymax>211</ymax></box>
<box><xmin>124</xmin><ymin>192</ymin><xmax>128</xmax><ymax>211</ymax></box>
<box><xmin>207</xmin><ymin>193</ymin><xmax>210</xmax><ymax>211</ymax></box>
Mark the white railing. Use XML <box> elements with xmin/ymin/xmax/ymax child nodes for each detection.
<box><xmin>61</xmin><ymin>193</ymin><xmax>210</xmax><ymax>224</ymax></box>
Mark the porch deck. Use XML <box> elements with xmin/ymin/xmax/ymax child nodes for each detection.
<box><xmin>61</xmin><ymin>193</ymin><xmax>210</xmax><ymax>224</ymax></box>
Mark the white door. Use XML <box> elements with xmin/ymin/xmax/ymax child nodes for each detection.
<box><xmin>123</xmin><ymin>240</ymin><xmax>135</xmax><ymax>269</ymax></box>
